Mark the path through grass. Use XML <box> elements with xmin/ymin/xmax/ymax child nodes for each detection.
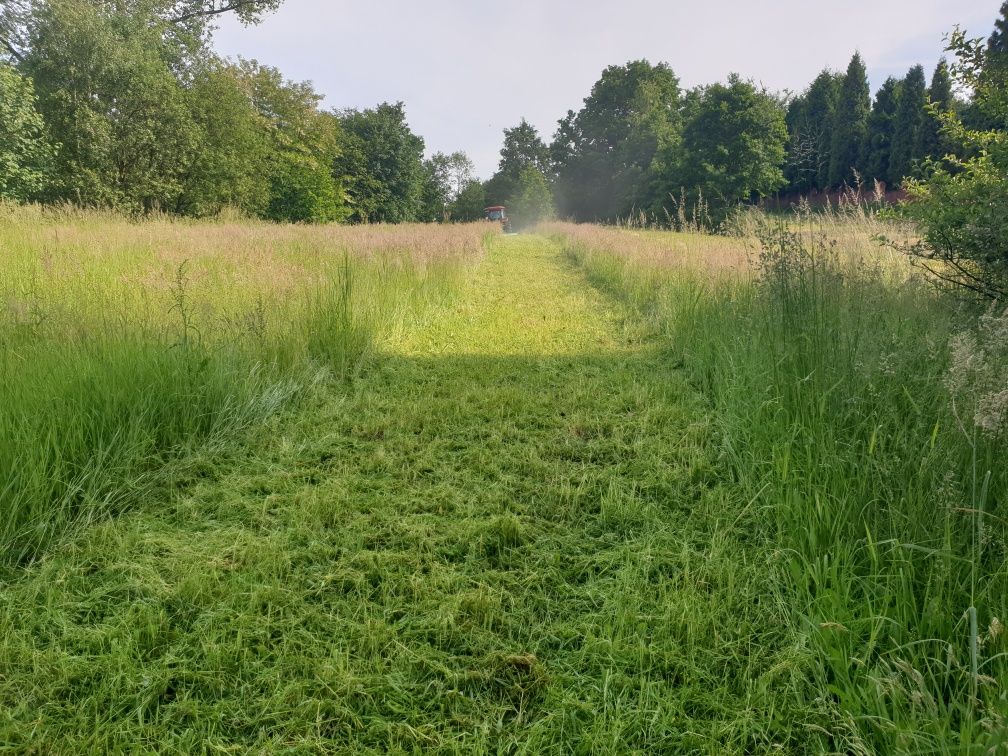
<box><xmin>0</xmin><ymin>236</ymin><xmax>811</xmax><ymax>752</ymax></box>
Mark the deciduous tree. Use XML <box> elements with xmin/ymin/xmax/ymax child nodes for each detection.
<box><xmin>335</xmin><ymin>102</ymin><xmax>425</xmax><ymax>223</ymax></box>
<box><xmin>484</xmin><ymin>119</ymin><xmax>549</xmax><ymax>206</ymax></box>
<box><xmin>666</xmin><ymin>75</ymin><xmax>787</xmax><ymax>221</ymax></box>
<box><xmin>551</xmin><ymin>60</ymin><xmax>681</xmax><ymax>220</ymax></box>
<box><xmin>899</xmin><ymin>22</ymin><xmax>1008</xmax><ymax>298</ymax></box>
<box><xmin>0</xmin><ymin>62</ymin><xmax>52</xmax><ymax>200</ymax></box>
<box><xmin>25</xmin><ymin>0</ymin><xmax>200</xmax><ymax>210</ymax></box>
<box><xmin>177</xmin><ymin>61</ymin><xmax>271</xmax><ymax>216</ymax></box>
<box><xmin>506</xmin><ymin>165</ymin><xmax>552</xmax><ymax>229</ymax></box>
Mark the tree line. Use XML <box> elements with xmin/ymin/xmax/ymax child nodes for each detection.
<box><xmin>0</xmin><ymin>0</ymin><xmax>481</xmax><ymax>223</ymax></box>
<box><xmin>0</xmin><ymin>0</ymin><xmax>1006</xmax><ymax>232</ymax></box>
<box><xmin>478</xmin><ymin>54</ymin><xmax>977</xmax><ymax>226</ymax></box>
<box><xmin>477</xmin><ymin>5</ymin><xmax>1007</xmax><ymax>227</ymax></box>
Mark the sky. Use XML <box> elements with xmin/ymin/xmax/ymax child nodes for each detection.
<box><xmin>213</xmin><ymin>0</ymin><xmax>1003</xmax><ymax>179</ymax></box>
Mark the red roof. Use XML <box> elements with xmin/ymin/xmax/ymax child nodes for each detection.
<box><xmin>484</xmin><ymin>205</ymin><xmax>505</xmax><ymax>211</ymax></box>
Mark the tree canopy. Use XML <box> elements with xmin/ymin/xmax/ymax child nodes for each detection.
<box><xmin>667</xmin><ymin>75</ymin><xmax>787</xmax><ymax>217</ymax></box>
<box><xmin>0</xmin><ymin>0</ymin><xmax>1003</xmax><ymax>231</ymax></box>
<box><xmin>888</xmin><ymin>64</ymin><xmax>928</xmax><ymax>186</ymax></box>
<box><xmin>335</xmin><ymin>102</ymin><xmax>426</xmax><ymax>223</ymax></box>
<box><xmin>784</xmin><ymin>70</ymin><xmax>842</xmax><ymax>193</ymax></box>
<box><xmin>552</xmin><ymin>60</ymin><xmax>681</xmax><ymax>221</ymax></box>
<box><xmin>484</xmin><ymin>119</ymin><xmax>550</xmax><ymax>207</ymax></box>
<box><xmin>0</xmin><ymin>62</ymin><xmax>51</xmax><ymax>200</ymax></box>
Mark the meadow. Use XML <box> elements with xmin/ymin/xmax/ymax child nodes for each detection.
<box><xmin>0</xmin><ymin>207</ymin><xmax>485</xmax><ymax>563</ymax></box>
<box><xmin>0</xmin><ymin>207</ymin><xmax>1005</xmax><ymax>753</ymax></box>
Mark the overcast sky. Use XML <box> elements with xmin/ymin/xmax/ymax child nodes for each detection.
<box><xmin>213</xmin><ymin>1</ymin><xmax>1002</xmax><ymax>178</ymax></box>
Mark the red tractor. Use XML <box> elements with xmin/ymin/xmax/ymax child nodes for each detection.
<box><xmin>484</xmin><ymin>205</ymin><xmax>512</xmax><ymax>233</ymax></box>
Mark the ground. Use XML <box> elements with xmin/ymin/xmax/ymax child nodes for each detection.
<box><xmin>0</xmin><ymin>236</ymin><xmax>802</xmax><ymax>753</ymax></box>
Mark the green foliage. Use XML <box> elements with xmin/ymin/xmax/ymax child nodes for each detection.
<box><xmin>827</xmin><ymin>52</ymin><xmax>870</xmax><ymax>187</ymax></box>
<box><xmin>784</xmin><ymin>69</ymin><xmax>843</xmax><ymax>192</ymax></box>
<box><xmin>418</xmin><ymin>151</ymin><xmax>475</xmax><ymax>222</ymax></box>
<box><xmin>895</xmin><ymin>19</ymin><xmax>1003</xmax><ymax>300</ymax></box>
<box><xmin>669</xmin><ymin>75</ymin><xmax>787</xmax><ymax>221</ymax></box>
<box><xmin>505</xmin><ymin>165</ymin><xmax>552</xmax><ymax>229</ymax></box>
<box><xmin>266</xmin><ymin>152</ymin><xmax>346</xmax><ymax>224</ymax></box>
<box><xmin>178</xmin><ymin>62</ymin><xmax>271</xmax><ymax>217</ymax></box>
<box><xmin>483</xmin><ymin>119</ymin><xmax>550</xmax><ymax>206</ymax></box>
<box><xmin>899</xmin><ymin>27</ymin><xmax>1008</xmax><ymax>299</ymax></box>
<box><xmin>336</xmin><ymin>102</ymin><xmax>426</xmax><ymax>223</ymax></box>
<box><xmin>418</xmin><ymin>153</ymin><xmax>452</xmax><ymax>222</ymax></box>
<box><xmin>0</xmin><ymin>0</ymin><xmax>30</xmax><ymax>64</ymax></box>
<box><xmin>552</xmin><ymin>60</ymin><xmax>681</xmax><ymax>221</ymax></box>
<box><xmin>918</xmin><ymin>59</ymin><xmax>955</xmax><ymax>162</ymax></box>
<box><xmin>862</xmin><ymin>77</ymin><xmax>901</xmax><ymax>184</ymax></box>
<box><xmin>0</xmin><ymin>62</ymin><xmax>51</xmax><ymax>200</ymax></box>
<box><xmin>25</xmin><ymin>0</ymin><xmax>200</xmax><ymax>210</ymax></box>
<box><xmin>990</xmin><ymin>1</ymin><xmax>1008</xmax><ymax>55</ymax></box>
<box><xmin>888</xmin><ymin>64</ymin><xmax>927</xmax><ymax>186</ymax></box>
<box><xmin>231</xmin><ymin>59</ymin><xmax>347</xmax><ymax>222</ymax></box>
<box><xmin>449</xmin><ymin>179</ymin><xmax>486</xmax><ymax>222</ymax></box>
<box><xmin>234</xmin><ymin>58</ymin><xmax>340</xmax><ymax>165</ymax></box>
<box><xmin>11</xmin><ymin>3</ymin><xmax>351</xmax><ymax>222</ymax></box>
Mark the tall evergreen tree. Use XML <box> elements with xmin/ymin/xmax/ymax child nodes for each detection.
<box><xmin>978</xmin><ymin>2</ymin><xmax>1008</xmax><ymax>129</ymax></box>
<box><xmin>918</xmin><ymin>59</ymin><xmax>954</xmax><ymax>162</ymax></box>
<box><xmin>990</xmin><ymin>1</ymin><xmax>1008</xmax><ymax>54</ymax></box>
<box><xmin>862</xmin><ymin>77</ymin><xmax>901</xmax><ymax>186</ymax></box>
<box><xmin>888</xmin><ymin>64</ymin><xmax>927</xmax><ymax>186</ymax></box>
<box><xmin>784</xmin><ymin>69</ymin><xmax>842</xmax><ymax>193</ymax></box>
<box><xmin>827</xmin><ymin>52</ymin><xmax>870</xmax><ymax>187</ymax></box>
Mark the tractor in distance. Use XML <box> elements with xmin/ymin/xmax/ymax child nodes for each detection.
<box><xmin>484</xmin><ymin>205</ymin><xmax>512</xmax><ymax>233</ymax></box>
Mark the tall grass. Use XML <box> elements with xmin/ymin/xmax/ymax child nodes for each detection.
<box><xmin>0</xmin><ymin>205</ymin><xmax>489</xmax><ymax>563</ymax></box>
<box><xmin>555</xmin><ymin>213</ymin><xmax>1007</xmax><ymax>752</ymax></box>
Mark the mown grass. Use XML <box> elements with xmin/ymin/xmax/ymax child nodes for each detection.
<box><xmin>0</xmin><ymin>232</ymin><xmax>820</xmax><ymax>752</ymax></box>
<box><xmin>0</xmin><ymin>206</ymin><xmax>486</xmax><ymax>563</ymax></box>
<box><xmin>554</xmin><ymin>213</ymin><xmax>1008</xmax><ymax>753</ymax></box>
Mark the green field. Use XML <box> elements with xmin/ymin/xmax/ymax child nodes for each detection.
<box><xmin>0</xmin><ymin>215</ymin><xmax>1005</xmax><ymax>753</ymax></box>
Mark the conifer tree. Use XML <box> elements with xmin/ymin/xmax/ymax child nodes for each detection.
<box><xmin>888</xmin><ymin>64</ymin><xmax>927</xmax><ymax>186</ymax></box>
<box><xmin>863</xmin><ymin>77</ymin><xmax>901</xmax><ymax>186</ymax></box>
<box><xmin>918</xmin><ymin>60</ymin><xmax>954</xmax><ymax>161</ymax></box>
<box><xmin>784</xmin><ymin>70</ymin><xmax>842</xmax><ymax>192</ymax></box>
<box><xmin>990</xmin><ymin>1</ymin><xmax>1008</xmax><ymax>54</ymax></box>
<box><xmin>827</xmin><ymin>52</ymin><xmax>870</xmax><ymax>187</ymax></box>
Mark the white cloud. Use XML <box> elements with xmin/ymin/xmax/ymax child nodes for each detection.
<box><xmin>212</xmin><ymin>0</ymin><xmax>1002</xmax><ymax>177</ymax></box>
